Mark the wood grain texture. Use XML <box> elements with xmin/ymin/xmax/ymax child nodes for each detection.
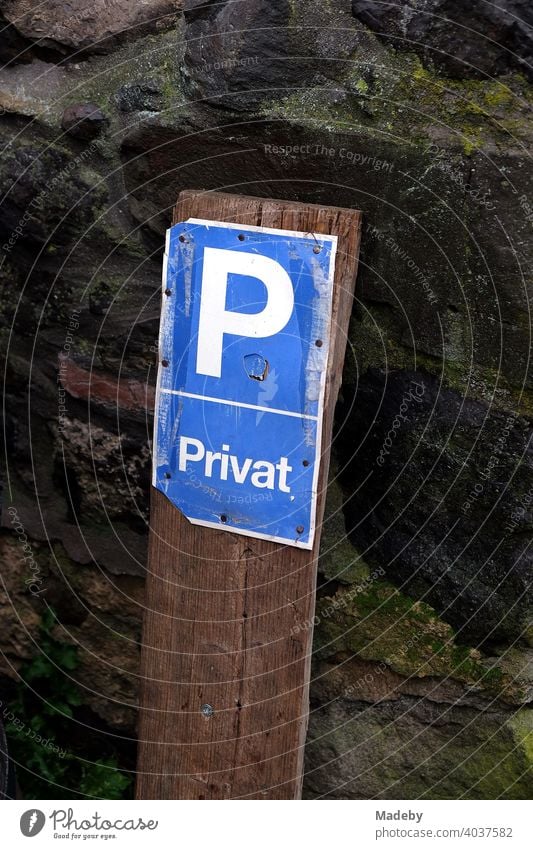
<box><xmin>136</xmin><ymin>190</ymin><xmax>362</xmax><ymax>799</ymax></box>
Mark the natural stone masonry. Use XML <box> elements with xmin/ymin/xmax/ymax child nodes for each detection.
<box><xmin>1</xmin><ymin>1</ymin><xmax>182</xmax><ymax>56</ymax></box>
<box><xmin>0</xmin><ymin>0</ymin><xmax>531</xmax><ymax>797</ymax></box>
<box><xmin>351</xmin><ymin>0</ymin><xmax>533</xmax><ymax>81</ymax></box>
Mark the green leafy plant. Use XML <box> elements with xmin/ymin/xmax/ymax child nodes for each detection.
<box><xmin>4</xmin><ymin>608</ymin><xmax>134</xmax><ymax>799</ymax></box>
<box><xmin>78</xmin><ymin>758</ymin><xmax>131</xmax><ymax>799</ymax></box>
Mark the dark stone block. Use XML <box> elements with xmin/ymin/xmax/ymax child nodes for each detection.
<box><xmin>61</xmin><ymin>103</ymin><xmax>109</xmax><ymax>140</ymax></box>
<box><xmin>338</xmin><ymin>367</ymin><xmax>533</xmax><ymax>644</ymax></box>
<box><xmin>352</xmin><ymin>0</ymin><xmax>533</xmax><ymax>80</ymax></box>
<box><xmin>115</xmin><ymin>82</ymin><xmax>163</xmax><ymax>114</ymax></box>
<box><xmin>181</xmin><ymin>0</ymin><xmax>361</xmax><ymax>111</ymax></box>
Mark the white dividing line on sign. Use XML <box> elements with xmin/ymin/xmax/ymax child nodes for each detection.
<box><xmin>160</xmin><ymin>388</ymin><xmax>319</xmax><ymax>421</ymax></box>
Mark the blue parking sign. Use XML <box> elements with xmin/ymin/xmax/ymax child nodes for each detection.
<box><xmin>153</xmin><ymin>218</ymin><xmax>338</xmax><ymax>549</ymax></box>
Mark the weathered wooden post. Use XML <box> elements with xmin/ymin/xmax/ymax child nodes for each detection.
<box><xmin>136</xmin><ymin>189</ymin><xmax>361</xmax><ymax>799</ymax></box>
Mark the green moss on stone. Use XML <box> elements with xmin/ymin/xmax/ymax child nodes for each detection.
<box><xmin>484</xmin><ymin>82</ymin><xmax>515</xmax><ymax>108</ymax></box>
<box><xmin>57</xmin><ymin>28</ymin><xmax>186</xmax><ymax>134</ymax></box>
<box><xmin>313</xmin><ymin>574</ymin><xmax>528</xmax><ymax>703</ymax></box>
<box><xmin>346</xmin><ymin>306</ymin><xmax>533</xmax><ymax>420</ymax></box>
<box><xmin>263</xmin><ymin>49</ymin><xmax>533</xmax><ymax>153</ymax></box>
<box><xmin>509</xmin><ymin>710</ymin><xmax>533</xmax><ymax>765</ymax></box>
<box><xmin>319</xmin><ymin>470</ymin><xmax>374</xmax><ymax>584</ymax></box>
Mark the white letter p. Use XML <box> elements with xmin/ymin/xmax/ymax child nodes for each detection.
<box><xmin>196</xmin><ymin>247</ymin><xmax>294</xmax><ymax>378</ymax></box>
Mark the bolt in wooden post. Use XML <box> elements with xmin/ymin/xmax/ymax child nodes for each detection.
<box><xmin>136</xmin><ymin>190</ymin><xmax>361</xmax><ymax>799</ymax></box>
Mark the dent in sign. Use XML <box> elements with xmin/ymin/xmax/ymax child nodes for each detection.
<box><xmin>153</xmin><ymin>218</ymin><xmax>337</xmax><ymax>548</ymax></box>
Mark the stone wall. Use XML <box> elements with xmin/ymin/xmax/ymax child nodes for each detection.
<box><xmin>0</xmin><ymin>0</ymin><xmax>531</xmax><ymax>798</ymax></box>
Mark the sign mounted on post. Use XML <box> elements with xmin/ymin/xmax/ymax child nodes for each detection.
<box><xmin>153</xmin><ymin>218</ymin><xmax>338</xmax><ymax>549</ymax></box>
<box><xmin>138</xmin><ymin>190</ymin><xmax>361</xmax><ymax>801</ymax></box>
